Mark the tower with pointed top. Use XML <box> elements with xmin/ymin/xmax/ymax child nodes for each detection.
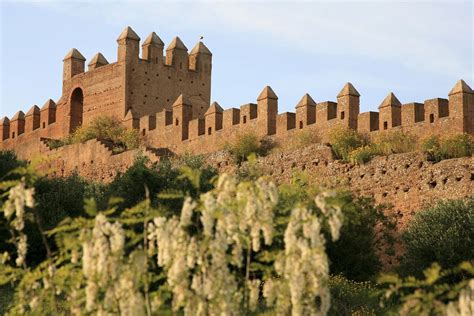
<box><xmin>378</xmin><ymin>92</ymin><xmax>402</xmax><ymax>130</ymax></box>
<box><xmin>337</xmin><ymin>82</ymin><xmax>360</xmax><ymax>129</ymax></box>
<box><xmin>448</xmin><ymin>79</ymin><xmax>474</xmax><ymax>134</ymax></box>
<box><xmin>25</xmin><ymin>105</ymin><xmax>40</xmax><ymax>132</ymax></box>
<box><xmin>117</xmin><ymin>26</ymin><xmax>140</xmax><ymax>63</ymax></box>
<box><xmin>142</xmin><ymin>32</ymin><xmax>164</xmax><ymax>64</ymax></box>
<box><xmin>165</xmin><ymin>37</ymin><xmax>188</xmax><ymax>70</ymax></box>
<box><xmin>205</xmin><ymin>102</ymin><xmax>223</xmax><ymax>135</ymax></box>
<box><xmin>257</xmin><ymin>86</ymin><xmax>278</xmax><ymax>135</ymax></box>
<box><xmin>0</xmin><ymin>117</ymin><xmax>9</xmax><ymax>141</ymax></box>
<box><xmin>296</xmin><ymin>93</ymin><xmax>316</xmax><ymax>129</ymax></box>
<box><xmin>88</xmin><ymin>53</ymin><xmax>109</xmax><ymax>70</ymax></box>
<box><xmin>63</xmin><ymin>48</ymin><xmax>86</xmax><ymax>81</ymax></box>
<box><xmin>189</xmin><ymin>42</ymin><xmax>212</xmax><ymax>74</ymax></box>
<box><xmin>172</xmin><ymin>94</ymin><xmax>192</xmax><ymax>141</ymax></box>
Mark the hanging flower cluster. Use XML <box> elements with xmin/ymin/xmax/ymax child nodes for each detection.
<box><xmin>81</xmin><ymin>213</ymin><xmax>144</xmax><ymax>315</ymax></box>
<box><xmin>2</xmin><ymin>179</ymin><xmax>34</xmax><ymax>267</ymax></box>
<box><xmin>148</xmin><ymin>173</ymin><xmax>279</xmax><ymax>315</ymax></box>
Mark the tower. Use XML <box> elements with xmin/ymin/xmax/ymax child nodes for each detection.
<box><xmin>448</xmin><ymin>79</ymin><xmax>474</xmax><ymax>133</ymax></box>
<box><xmin>117</xmin><ymin>26</ymin><xmax>140</xmax><ymax>63</ymax></box>
<box><xmin>165</xmin><ymin>37</ymin><xmax>188</xmax><ymax>70</ymax></box>
<box><xmin>172</xmin><ymin>94</ymin><xmax>192</xmax><ymax>141</ymax></box>
<box><xmin>295</xmin><ymin>93</ymin><xmax>316</xmax><ymax>129</ymax></box>
<box><xmin>257</xmin><ymin>86</ymin><xmax>278</xmax><ymax>135</ymax></box>
<box><xmin>336</xmin><ymin>82</ymin><xmax>360</xmax><ymax>129</ymax></box>
<box><xmin>142</xmin><ymin>32</ymin><xmax>164</xmax><ymax>64</ymax></box>
<box><xmin>378</xmin><ymin>92</ymin><xmax>402</xmax><ymax>130</ymax></box>
<box><xmin>189</xmin><ymin>42</ymin><xmax>212</xmax><ymax>74</ymax></box>
<box><xmin>62</xmin><ymin>48</ymin><xmax>85</xmax><ymax>81</ymax></box>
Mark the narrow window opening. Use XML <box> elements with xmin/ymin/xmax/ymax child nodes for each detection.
<box><xmin>299</xmin><ymin>121</ymin><xmax>303</xmax><ymax>129</ymax></box>
<box><xmin>243</xmin><ymin>116</ymin><xmax>247</xmax><ymax>124</ymax></box>
<box><xmin>43</xmin><ymin>122</ymin><xmax>46</xmax><ymax>129</ymax></box>
<box><xmin>208</xmin><ymin>127</ymin><xmax>212</xmax><ymax>135</ymax></box>
<box><xmin>341</xmin><ymin>111</ymin><xmax>345</xmax><ymax>120</ymax></box>
<box><xmin>175</xmin><ymin>119</ymin><xmax>179</xmax><ymax>126</ymax></box>
<box><xmin>383</xmin><ymin>121</ymin><xmax>388</xmax><ymax>130</ymax></box>
<box><xmin>429</xmin><ymin>114</ymin><xmax>434</xmax><ymax>123</ymax></box>
<box><xmin>142</xmin><ymin>129</ymin><xmax>146</xmax><ymax>136</ymax></box>
<box><xmin>12</xmin><ymin>132</ymin><xmax>15</xmax><ymax>139</ymax></box>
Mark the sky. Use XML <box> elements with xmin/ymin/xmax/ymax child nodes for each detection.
<box><xmin>0</xmin><ymin>0</ymin><xmax>473</xmax><ymax>119</ymax></box>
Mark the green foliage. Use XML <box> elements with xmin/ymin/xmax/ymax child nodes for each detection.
<box><xmin>47</xmin><ymin>116</ymin><xmax>140</xmax><ymax>152</ymax></box>
<box><xmin>399</xmin><ymin>197</ymin><xmax>474</xmax><ymax>277</ymax></box>
<box><xmin>295</xmin><ymin>129</ymin><xmax>320</xmax><ymax>148</ymax></box>
<box><xmin>329</xmin><ymin>128</ymin><xmax>367</xmax><ymax>161</ymax></box>
<box><xmin>328</xmin><ymin>274</ymin><xmax>385</xmax><ymax>315</ymax></box>
<box><xmin>0</xmin><ymin>151</ymin><xmax>26</xmax><ymax>179</ymax></box>
<box><xmin>347</xmin><ymin>145</ymin><xmax>377</xmax><ymax>165</ymax></box>
<box><xmin>225</xmin><ymin>132</ymin><xmax>273</xmax><ymax>164</ymax></box>
<box><xmin>372</xmin><ymin>130</ymin><xmax>417</xmax><ymax>155</ymax></box>
<box><xmin>422</xmin><ymin>133</ymin><xmax>474</xmax><ymax>162</ymax></box>
<box><xmin>379</xmin><ymin>261</ymin><xmax>474</xmax><ymax>315</ymax></box>
<box><xmin>277</xmin><ymin>175</ymin><xmax>386</xmax><ymax>281</ymax></box>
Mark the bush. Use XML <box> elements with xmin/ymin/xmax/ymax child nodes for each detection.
<box><xmin>0</xmin><ymin>151</ymin><xmax>25</xmax><ymax>179</ymax></box>
<box><xmin>328</xmin><ymin>275</ymin><xmax>383</xmax><ymax>315</ymax></box>
<box><xmin>348</xmin><ymin>145</ymin><xmax>377</xmax><ymax>165</ymax></box>
<box><xmin>399</xmin><ymin>197</ymin><xmax>474</xmax><ymax>277</ymax></box>
<box><xmin>329</xmin><ymin>128</ymin><xmax>367</xmax><ymax>161</ymax></box>
<box><xmin>295</xmin><ymin>129</ymin><xmax>320</xmax><ymax>148</ymax></box>
<box><xmin>422</xmin><ymin>134</ymin><xmax>473</xmax><ymax>162</ymax></box>
<box><xmin>46</xmin><ymin>116</ymin><xmax>140</xmax><ymax>152</ymax></box>
<box><xmin>278</xmin><ymin>178</ymin><xmax>385</xmax><ymax>281</ymax></box>
<box><xmin>225</xmin><ymin>132</ymin><xmax>273</xmax><ymax>164</ymax></box>
<box><xmin>372</xmin><ymin>131</ymin><xmax>417</xmax><ymax>155</ymax></box>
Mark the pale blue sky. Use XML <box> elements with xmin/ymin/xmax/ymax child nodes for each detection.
<box><xmin>1</xmin><ymin>0</ymin><xmax>473</xmax><ymax>119</ymax></box>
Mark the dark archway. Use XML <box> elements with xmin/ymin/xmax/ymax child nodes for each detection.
<box><xmin>70</xmin><ymin>88</ymin><xmax>83</xmax><ymax>132</ymax></box>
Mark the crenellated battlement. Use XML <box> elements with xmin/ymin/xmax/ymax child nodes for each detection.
<box><xmin>1</xmin><ymin>26</ymin><xmax>473</xmax><ymax>160</ymax></box>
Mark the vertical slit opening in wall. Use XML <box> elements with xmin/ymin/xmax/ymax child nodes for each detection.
<box><xmin>299</xmin><ymin>121</ymin><xmax>303</xmax><ymax>129</ymax></box>
<box><xmin>429</xmin><ymin>114</ymin><xmax>434</xmax><ymax>123</ymax></box>
<box><xmin>175</xmin><ymin>119</ymin><xmax>179</xmax><ymax>126</ymax></box>
<box><xmin>383</xmin><ymin>121</ymin><xmax>388</xmax><ymax>130</ymax></box>
<box><xmin>208</xmin><ymin>127</ymin><xmax>212</xmax><ymax>135</ymax></box>
<box><xmin>341</xmin><ymin>111</ymin><xmax>345</xmax><ymax>119</ymax></box>
<box><xmin>243</xmin><ymin>116</ymin><xmax>247</xmax><ymax>124</ymax></box>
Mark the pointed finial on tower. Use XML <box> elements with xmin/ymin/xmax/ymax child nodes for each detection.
<box><xmin>190</xmin><ymin>42</ymin><xmax>212</xmax><ymax>55</ymax></box>
<box><xmin>449</xmin><ymin>79</ymin><xmax>473</xmax><ymax>95</ymax></box>
<box><xmin>166</xmin><ymin>37</ymin><xmax>188</xmax><ymax>51</ymax></box>
<box><xmin>1</xmin><ymin>116</ymin><xmax>9</xmax><ymax>125</ymax></box>
<box><xmin>296</xmin><ymin>93</ymin><xmax>316</xmax><ymax>108</ymax></box>
<box><xmin>257</xmin><ymin>86</ymin><xmax>278</xmax><ymax>101</ymax></box>
<box><xmin>143</xmin><ymin>32</ymin><xmax>164</xmax><ymax>46</ymax></box>
<box><xmin>337</xmin><ymin>82</ymin><xmax>360</xmax><ymax>97</ymax></box>
<box><xmin>205</xmin><ymin>102</ymin><xmax>224</xmax><ymax>115</ymax></box>
<box><xmin>379</xmin><ymin>92</ymin><xmax>402</xmax><ymax>108</ymax></box>
<box><xmin>172</xmin><ymin>94</ymin><xmax>191</xmax><ymax>107</ymax></box>
<box><xmin>88</xmin><ymin>53</ymin><xmax>109</xmax><ymax>69</ymax></box>
<box><xmin>11</xmin><ymin>111</ymin><xmax>25</xmax><ymax>121</ymax></box>
<box><xmin>26</xmin><ymin>105</ymin><xmax>40</xmax><ymax>116</ymax></box>
<box><xmin>63</xmin><ymin>48</ymin><xmax>86</xmax><ymax>61</ymax></box>
<box><xmin>117</xmin><ymin>26</ymin><xmax>140</xmax><ymax>41</ymax></box>
<box><xmin>41</xmin><ymin>99</ymin><xmax>56</xmax><ymax>110</ymax></box>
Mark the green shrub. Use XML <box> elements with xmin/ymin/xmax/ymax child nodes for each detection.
<box><xmin>379</xmin><ymin>261</ymin><xmax>474</xmax><ymax>315</ymax></box>
<box><xmin>225</xmin><ymin>132</ymin><xmax>272</xmax><ymax>164</ymax></box>
<box><xmin>328</xmin><ymin>275</ymin><xmax>383</xmax><ymax>315</ymax></box>
<box><xmin>329</xmin><ymin>128</ymin><xmax>367</xmax><ymax>161</ymax></box>
<box><xmin>422</xmin><ymin>134</ymin><xmax>473</xmax><ymax>162</ymax></box>
<box><xmin>348</xmin><ymin>145</ymin><xmax>377</xmax><ymax>165</ymax></box>
<box><xmin>399</xmin><ymin>197</ymin><xmax>474</xmax><ymax>277</ymax></box>
<box><xmin>295</xmin><ymin>129</ymin><xmax>320</xmax><ymax>148</ymax></box>
<box><xmin>0</xmin><ymin>151</ymin><xmax>25</xmax><ymax>179</ymax></box>
<box><xmin>46</xmin><ymin>116</ymin><xmax>140</xmax><ymax>152</ymax></box>
<box><xmin>278</xmin><ymin>178</ymin><xmax>385</xmax><ymax>281</ymax></box>
<box><xmin>372</xmin><ymin>131</ymin><xmax>417</xmax><ymax>155</ymax></box>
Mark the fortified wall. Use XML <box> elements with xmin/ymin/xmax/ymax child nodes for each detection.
<box><xmin>1</xmin><ymin>27</ymin><xmax>473</xmax><ymax>160</ymax></box>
